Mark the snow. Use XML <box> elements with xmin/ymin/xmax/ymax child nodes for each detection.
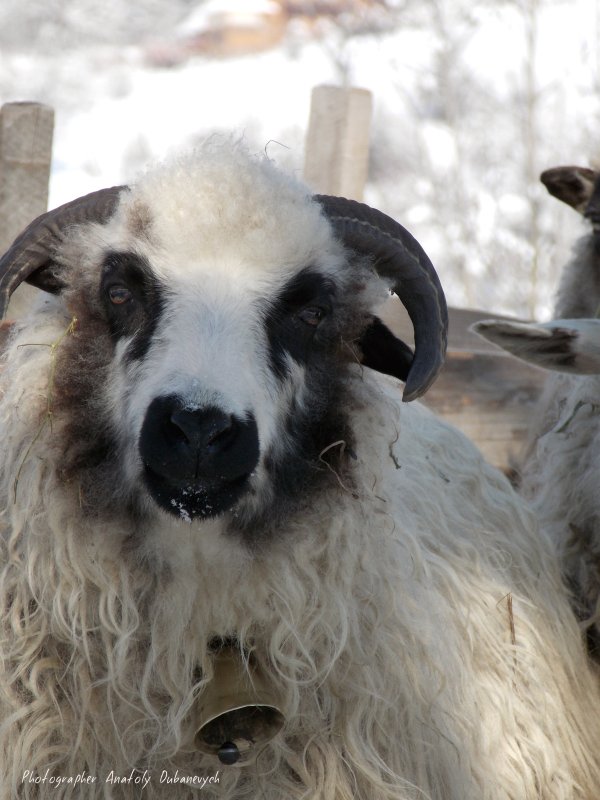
<box><xmin>0</xmin><ymin>0</ymin><xmax>599</xmax><ymax>318</ymax></box>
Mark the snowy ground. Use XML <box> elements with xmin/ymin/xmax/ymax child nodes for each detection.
<box><xmin>0</xmin><ymin>0</ymin><xmax>599</xmax><ymax>317</ymax></box>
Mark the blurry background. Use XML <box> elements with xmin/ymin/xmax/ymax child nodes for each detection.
<box><xmin>0</xmin><ymin>0</ymin><xmax>598</xmax><ymax>318</ymax></box>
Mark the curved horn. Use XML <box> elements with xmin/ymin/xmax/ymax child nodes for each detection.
<box><xmin>315</xmin><ymin>195</ymin><xmax>448</xmax><ymax>401</ymax></box>
<box><xmin>0</xmin><ymin>186</ymin><xmax>127</xmax><ymax>319</ymax></box>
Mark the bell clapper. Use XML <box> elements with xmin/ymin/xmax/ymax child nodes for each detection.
<box><xmin>217</xmin><ymin>741</ymin><xmax>241</xmax><ymax>765</ymax></box>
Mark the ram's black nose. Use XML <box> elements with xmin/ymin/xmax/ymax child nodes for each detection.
<box><xmin>170</xmin><ymin>407</ymin><xmax>238</xmax><ymax>457</ymax></box>
<box><xmin>139</xmin><ymin>395</ymin><xmax>260</xmax><ymax>519</ymax></box>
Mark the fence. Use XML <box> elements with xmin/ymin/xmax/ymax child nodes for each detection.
<box><xmin>0</xmin><ymin>102</ymin><xmax>54</xmax><ymax>317</ymax></box>
<box><xmin>0</xmin><ymin>94</ymin><xmax>545</xmax><ymax>473</ymax></box>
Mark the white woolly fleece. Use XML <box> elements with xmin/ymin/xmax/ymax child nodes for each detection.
<box><xmin>0</xmin><ymin>142</ymin><xmax>599</xmax><ymax>800</ymax></box>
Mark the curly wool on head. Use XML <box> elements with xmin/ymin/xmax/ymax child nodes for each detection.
<box><xmin>0</xmin><ymin>141</ymin><xmax>600</xmax><ymax>799</ymax></box>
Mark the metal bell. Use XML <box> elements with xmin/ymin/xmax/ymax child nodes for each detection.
<box><xmin>194</xmin><ymin>644</ymin><xmax>285</xmax><ymax>766</ymax></box>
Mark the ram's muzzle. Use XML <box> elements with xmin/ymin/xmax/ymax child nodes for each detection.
<box><xmin>139</xmin><ymin>395</ymin><xmax>260</xmax><ymax>520</ymax></box>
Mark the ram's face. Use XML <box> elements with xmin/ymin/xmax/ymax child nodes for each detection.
<box><xmin>99</xmin><ymin>248</ymin><xmax>359</xmax><ymax>526</ymax></box>
<box><xmin>2</xmin><ymin>144</ymin><xmax>446</xmax><ymax>531</ymax></box>
<box><xmin>57</xmin><ymin>152</ymin><xmax>373</xmax><ymax>529</ymax></box>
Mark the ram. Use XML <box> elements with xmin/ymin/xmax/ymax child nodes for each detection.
<box><xmin>1</xmin><ymin>142</ymin><xmax>599</xmax><ymax>799</ymax></box>
<box><xmin>473</xmin><ymin>165</ymin><xmax>600</xmax><ymax>654</ymax></box>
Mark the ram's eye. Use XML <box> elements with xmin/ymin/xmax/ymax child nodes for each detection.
<box><xmin>298</xmin><ymin>307</ymin><xmax>325</xmax><ymax>327</ymax></box>
<box><xmin>108</xmin><ymin>285</ymin><xmax>132</xmax><ymax>306</ymax></box>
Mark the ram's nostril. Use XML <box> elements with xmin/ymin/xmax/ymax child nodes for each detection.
<box><xmin>166</xmin><ymin>415</ymin><xmax>191</xmax><ymax>445</ymax></box>
<box><xmin>206</xmin><ymin>418</ymin><xmax>235</xmax><ymax>448</ymax></box>
<box><xmin>170</xmin><ymin>408</ymin><xmax>235</xmax><ymax>453</ymax></box>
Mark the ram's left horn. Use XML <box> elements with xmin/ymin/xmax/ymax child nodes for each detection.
<box><xmin>0</xmin><ymin>186</ymin><xmax>126</xmax><ymax>319</ymax></box>
<box><xmin>194</xmin><ymin>645</ymin><xmax>285</xmax><ymax>766</ymax></box>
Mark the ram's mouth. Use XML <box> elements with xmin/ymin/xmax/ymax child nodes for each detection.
<box><xmin>142</xmin><ymin>467</ymin><xmax>253</xmax><ymax>521</ymax></box>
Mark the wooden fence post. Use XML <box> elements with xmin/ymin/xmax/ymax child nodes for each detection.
<box><xmin>0</xmin><ymin>101</ymin><xmax>54</xmax><ymax>317</ymax></box>
<box><xmin>303</xmin><ymin>85</ymin><xmax>372</xmax><ymax>200</ymax></box>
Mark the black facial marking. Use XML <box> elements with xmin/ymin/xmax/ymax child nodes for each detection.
<box><xmin>100</xmin><ymin>251</ymin><xmax>166</xmax><ymax>361</ymax></box>
<box><xmin>264</xmin><ymin>267</ymin><xmax>337</xmax><ymax>378</ymax></box>
<box><xmin>232</xmin><ymin>378</ymin><xmax>355</xmax><ymax>538</ymax></box>
<box><xmin>230</xmin><ymin>269</ymin><xmax>358</xmax><ymax>536</ymax></box>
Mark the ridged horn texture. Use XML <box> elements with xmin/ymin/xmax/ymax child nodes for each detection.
<box><xmin>315</xmin><ymin>195</ymin><xmax>448</xmax><ymax>401</ymax></box>
<box><xmin>0</xmin><ymin>186</ymin><xmax>127</xmax><ymax>319</ymax></box>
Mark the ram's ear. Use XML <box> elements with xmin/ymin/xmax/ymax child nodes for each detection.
<box><xmin>540</xmin><ymin>166</ymin><xmax>597</xmax><ymax>214</ymax></box>
<box><xmin>357</xmin><ymin>316</ymin><xmax>414</xmax><ymax>382</ymax></box>
<box><xmin>471</xmin><ymin>318</ymin><xmax>600</xmax><ymax>375</ymax></box>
